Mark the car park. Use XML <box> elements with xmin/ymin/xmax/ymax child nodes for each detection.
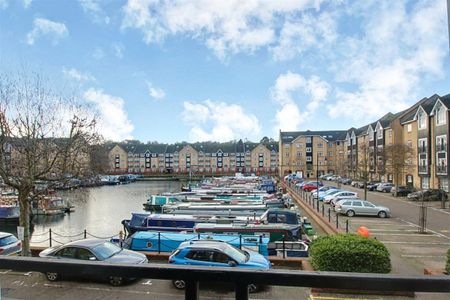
<box><xmin>376</xmin><ymin>183</ymin><xmax>394</xmax><ymax>193</ymax></box>
<box><xmin>329</xmin><ymin>191</ymin><xmax>358</xmax><ymax>206</ymax></box>
<box><xmin>302</xmin><ymin>181</ymin><xmax>324</xmax><ymax>191</ymax></box>
<box><xmin>391</xmin><ymin>186</ymin><xmax>413</xmax><ymax>197</ymax></box>
<box><xmin>39</xmin><ymin>239</ymin><xmax>148</xmax><ymax>286</ymax></box>
<box><xmin>0</xmin><ymin>232</ymin><xmax>21</xmax><ymax>256</ymax></box>
<box><xmin>169</xmin><ymin>240</ymin><xmax>271</xmax><ymax>293</ymax></box>
<box><xmin>366</xmin><ymin>182</ymin><xmax>380</xmax><ymax>191</ymax></box>
<box><xmin>323</xmin><ymin>191</ymin><xmax>358</xmax><ymax>205</ymax></box>
<box><xmin>407</xmin><ymin>189</ymin><xmax>448</xmax><ymax>201</ymax></box>
<box><xmin>334</xmin><ymin>199</ymin><xmax>391</xmax><ymax>218</ymax></box>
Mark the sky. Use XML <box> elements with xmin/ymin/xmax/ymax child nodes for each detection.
<box><xmin>0</xmin><ymin>0</ymin><xmax>449</xmax><ymax>143</ymax></box>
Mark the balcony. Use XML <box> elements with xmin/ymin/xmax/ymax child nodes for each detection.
<box><xmin>436</xmin><ymin>144</ymin><xmax>447</xmax><ymax>152</ymax></box>
<box><xmin>418</xmin><ymin>165</ymin><xmax>428</xmax><ymax>174</ymax></box>
<box><xmin>436</xmin><ymin>165</ymin><xmax>447</xmax><ymax>175</ymax></box>
<box><xmin>418</xmin><ymin>146</ymin><xmax>428</xmax><ymax>153</ymax></box>
<box><xmin>0</xmin><ymin>256</ymin><xmax>449</xmax><ymax>300</ymax></box>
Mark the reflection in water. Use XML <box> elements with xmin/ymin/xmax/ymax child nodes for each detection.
<box><xmin>27</xmin><ymin>181</ymin><xmax>181</xmax><ymax>245</ymax></box>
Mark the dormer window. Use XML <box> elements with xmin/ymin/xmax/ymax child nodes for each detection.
<box><xmin>377</xmin><ymin>129</ymin><xmax>383</xmax><ymax>139</ymax></box>
<box><xmin>436</xmin><ymin>103</ymin><xmax>446</xmax><ymax>126</ymax></box>
<box><xmin>418</xmin><ymin>109</ymin><xmax>426</xmax><ymax>130</ymax></box>
<box><xmin>368</xmin><ymin>127</ymin><xmax>374</xmax><ymax>141</ymax></box>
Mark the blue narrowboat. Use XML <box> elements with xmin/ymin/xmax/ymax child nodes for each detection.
<box><xmin>124</xmin><ymin>231</ymin><xmax>270</xmax><ymax>256</ymax></box>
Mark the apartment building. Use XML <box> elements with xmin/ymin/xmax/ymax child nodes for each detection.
<box><xmin>107</xmin><ymin>139</ymin><xmax>279</xmax><ymax>175</ymax></box>
<box><xmin>280</xmin><ymin>93</ymin><xmax>450</xmax><ymax>191</ymax></box>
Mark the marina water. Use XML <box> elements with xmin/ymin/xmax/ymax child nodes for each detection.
<box><xmin>4</xmin><ymin>181</ymin><xmax>181</xmax><ymax>245</ymax></box>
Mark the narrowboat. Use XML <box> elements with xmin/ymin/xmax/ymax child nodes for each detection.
<box><xmin>162</xmin><ymin>202</ymin><xmax>283</xmax><ymax>214</ymax></box>
<box><xmin>0</xmin><ymin>204</ymin><xmax>19</xmax><ymax>222</ymax></box>
<box><xmin>122</xmin><ymin>231</ymin><xmax>270</xmax><ymax>256</ymax></box>
<box><xmin>194</xmin><ymin>223</ymin><xmax>303</xmax><ymax>242</ymax></box>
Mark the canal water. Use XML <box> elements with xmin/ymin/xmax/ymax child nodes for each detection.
<box><xmin>27</xmin><ymin>181</ymin><xmax>181</xmax><ymax>246</ymax></box>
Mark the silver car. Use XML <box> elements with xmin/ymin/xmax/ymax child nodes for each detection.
<box><xmin>39</xmin><ymin>239</ymin><xmax>148</xmax><ymax>286</ymax></box>
<box><xmin>0</xmin><ymin>232</ymin><xmax>21</xmax><ymax>256</ymax></box>
<box><xmin>334</xmin><ymin>199</ymin><xmax>391</xmax><ymax>218</ymax></box>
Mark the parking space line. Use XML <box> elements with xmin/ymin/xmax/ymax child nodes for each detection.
<box><xmin>369</xmin><ymin>233</ymin><xmax>440</xmax><ymax>237</ymax></box>
<box><xmin>398</xmin><ymin>218</ymin><xmax>450</xmax><ymax>240</ymax></box>
<box><xmin>401</xmin><ymin>255</ymin><xmax>447</xmax><ymax>258</ymax></box>
<box><xmin>381</xmin><ymin>241</ymin><xmax>450</xmax><ymax>245</ymax></box>
<box><xmin>368</xmin><ymin>229</ymin><xmax>421</xmax><ymax>232</ymax></box>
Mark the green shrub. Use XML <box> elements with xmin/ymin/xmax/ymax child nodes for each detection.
<box><xmin>309</xmin><ymin>234</ymin><xmax>391</xmax><ymax>273</ymax></box>
<box><xmin>446</xmin><ymin>249</ymin><xmax>450</xmax><ymax>275</ymax></box>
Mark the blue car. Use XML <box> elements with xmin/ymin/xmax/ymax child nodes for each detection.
<box><xmin>169</xmin><ymin>240</ymin><xmax>271</xmax><ymax>292</ymax></box>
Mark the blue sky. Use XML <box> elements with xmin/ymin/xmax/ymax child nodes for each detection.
<box><xmin>0</xmin><ymin>0</ymin><xmax>449</xmax><ymax>143</ymax></box>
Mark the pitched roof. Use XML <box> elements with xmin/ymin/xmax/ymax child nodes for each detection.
<box><xmin>280</xmin><ymin>130</ymin><xmax>348</xmax><ymax>143</ymax></box>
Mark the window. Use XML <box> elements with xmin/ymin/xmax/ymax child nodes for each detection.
<box><xmin>436</xmin><ymin>103</ymin><xmax>446</xmax><ymax>126</ymax></box>
<box><xmin>407</xmin><ymin>124</ymin><xmax>412</xmax><ymax>132</ymax></box>
<box><xmin>305</xmin><ymin>137</ymin><xmax>311</xmax><ymax>143</ymax></box>
<box><xmin>368</xmin><ymin>127</ymin><xmax>374</xmax><ymax>141</ymax></box>
<box><xmin>317</xmin><ymin>143</ymin><xmax>323</xmax><ymax>148</ymax></box>
<box><xmin>352</xmin><ymin>201</ymin><xmax>362</xmax><ymax>207</ymax></box>
<box><xmin>421</xmin><ymin>177</ymin><xmax>429</xmax><ymax>189</ymax></box>
<box><xmin>318</xmin><ymin>152</ymin><xmax>323</xmax><ymax>157</ymax></box>
<box><xmin>377</xmin><ymin>129</ymin><xmax>383</xmax><ymax>139</ymax></box>
<box><xmin>440</xmin><ymin>179</ymin><xmax>449</xmax><ymax>192</ymax></box>
<box><xmin>284</xmin><ymin>144</ymin><xmax>290</xmax><ymax>148</ymax></box>
<box><xmin>407</xmin><ymin>140</ymin><xmax>412</xmax><ymax>147</ymax></box>
<box><xmin>56</xmin><ymin>247</ymin><xmax>78</xmax><ymax>259</ymax></box>
<box><xmin>296</xmin><ymin>143</ymin><xmax>302</xmax><ymax>148</ymax></box>
<box><xmin>418</xmin><ymin>138</ymin><xmax>427</xmax><ymax>153</ymax></box>
<box><xmin>418</xmin><ymin>109</ymin><xmax>426</xmax><ymax>130</ymax></box>
<box><xmin>363</xmin><ymin>202</ymin><xmax>375</xmax><ymax>208</ymax></box>
<box><xmin>436</xmin><ymin>135</ymin><xmax>447</xmax><ymax>152</ymax></box>
<box><xmin>306</xmin><ymin>157</ymin><xmax>312</xmax><ymax>162</ymax></box>
<box><xmin>328</xmin><ymin>151</ymin><xmax>333</xmax><ymax>156</ymax></box>
<box><xmin>296</xmin><ymin>152</ymin><xmax>302</xmax><ymax>157</ymax></box>
<box><xmin>306</xmin><ymin>147</ymin><xmax>312</xmax><ymax>153</ymax></box>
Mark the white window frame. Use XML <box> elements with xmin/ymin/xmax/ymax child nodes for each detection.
<box><xmin>407</xmin><ymin>124</ymin><xmax>412</xmax><ymax>132</ymax></box>
<box><xmin>306</xmin><ymin>156</ymin><xmax>312</xmax><ymax>162</ymax></box>
<box><xmin>306</xmin><ymin>147</ymin><xmax>312</xmax><ymax>153</ymax></box>
<box><xmin>421</xmin><ymin>177</ymin><xmax>429</xmax><ymax>189</ymax></box>
<box><xmin>418</xmin><ymin>110</ymin><xmax>427</xmax><ymax>130</ymax></box>
<box><xmin>436</xmin><ymin>104</ymin><xmax>447</xmax><ymax>126</ymax></box>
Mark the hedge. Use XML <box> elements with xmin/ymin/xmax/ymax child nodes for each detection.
<box><xmin>446</xmin><ymin>249</ymin><xmax>450</xmax><ymax>275</ymax></box>
<box><xmin>309</xmin><ymin>234</ymin><xmax>391</xmax><ymax>273</ymax></box>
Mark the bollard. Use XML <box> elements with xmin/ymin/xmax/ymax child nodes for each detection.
<box><xmin>336</xmin><ymin>213</ymin><xmax>339</xmax><ymax>229</ymax></box>
<box><xmin>84</xmin><ymin>229</ymin><xmax>87</xmax><ymax>239</ymax></box>
<box><xmin>49</xmin><ymin>228</ymin><xmax>52</xmax><ymax>247</ymax></box>
<box><xmin>239</xmin><ymin>235</ymin><xmax>242</xmax><ymax>249</ymax></box>
<box><xmin>282</xmin><ymin>239</ymin><xmax>286</xmax><ymax>259</ymax></box>
<box><xmin>322</xmin><ymin>204</ymin><xmax>325</xmax><ymax>217</ymax></box>
<box><xmin>316</xmin><ymin>200</ymin><xmax>320</xmax><ymax>213</ymax></box>
<box><xmin>346</xmin><ymin>220</ymin><xmax>349</xmax><ymax>233</ymax></box>
<box><xmin>328</xmin><ymin>208</ymin><xmax>331</xmax><ymax>222</ymax></box>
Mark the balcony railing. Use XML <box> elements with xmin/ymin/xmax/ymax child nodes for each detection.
<box><xmin>418</xmin><ymin>165</ymin><xmax>428</xmax><ymax>173</ymax></box>
<box><xmin>0</xmin><ymin>257</ymin><xmax>449</xmax><ymax>300</ymax></box>
<box><xmin>436</xmin><ymin>144</ymin><xmax>447</xmax><ymax>152</ymax></box>
<box><xmin>436</xmin><ymin>165</ymin><xmax>448</xmax><ymax>174</ymax></box>
<box><xmin>418</xmin><ymin>146</ymin><xmax>428</xmax><ymax>153</ymax></box>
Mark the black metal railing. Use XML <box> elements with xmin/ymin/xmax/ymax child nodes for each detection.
<box><xmin>436</xmin><ymin>165</ymin><xmax>448</xmax><ymax>174</ymax></box>
<box><xmin>418</xmin><ymin>165</ymin><xmax>428</xmax><ymax>173</ymax></box>
<box><xmin>436</xmin><ymin>144</ymin><xmax>447</xmax><ymax>152</ymax></box>
<box><xmin>0</xmin><ymin>256</ymin><xmax>449</xmax><ymax>300</ymax></box>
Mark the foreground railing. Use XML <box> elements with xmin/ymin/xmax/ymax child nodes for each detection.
<box><xmin>0</xmin><ymin>257</ymin><xmax>449</xmax><ymax>300</ymax></box>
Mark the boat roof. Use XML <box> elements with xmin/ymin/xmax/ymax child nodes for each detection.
<box><xmin>194</xmin><ymin>223</ymin><xmax>301</xmax><ymax>230</ymax></box>
<box><xmin>132</xmin><ymin>231</ymin><xmax>269</xmax><ymax>243</ymax></box>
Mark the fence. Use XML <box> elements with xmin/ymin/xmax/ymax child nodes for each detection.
<box><xmin>30</xmin><ymin>229</ymin><xmax>121</xmax><ymax>247</ymax></box>
<box><xmin>0</xmin><ymin>256</ymin><xmax>449</xmax><ymax>300</ymax></box>
<box><xmin>286</xmin><ymin>182</ymin><xmax>354</xmax><ymax>234</ymax></box>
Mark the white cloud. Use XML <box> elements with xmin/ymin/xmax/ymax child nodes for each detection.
<box><xmin>327</xmin><ymin>0</ymin><xmax>448</xmax><ymax>121</ymax></box>
<box><xmin>26</xmin><ymin>18</ymin><xmax>68</xmax><ymax>45</ymax></box>
<box><xmin>182</xmin><ymin>99</ymin><xmax>261</xmax><ymax>142</ymax></box>
<box><xmin>113</xmin><ymin>43</ymin><xmax>125</xmax><ymax>58</ymax></box>
<box><xmin>63</xmin><ymin>67</ymin><xmax>96</xmax><ymax>82</ymax></box>
<box><xmin>22</xmin><ymin>0</ymin><xmax>32</xmax><ymax>8</ymax></box>
<box><xmin>83</xmin><ymin>88</ymin><xmax>134</xmax><ymax>141</ymax></box>
<box><xmin>146</xmin><ymin>82</ymin><xmax>165</xmax><ymax>100</ymax></box>
<box><xmin>271</xmin><ymin>71</ymin><xmax>330</xmax><ymax>132</ymax></box>
<box><xmin>78</xmin><ymin>0</ymin><xmax>110</xmax><ymax>24</ymax></box>
<box><xmin>121</xmin><ymin>0</ymin><xmax>323</xmax><ymax>60</ymax></box>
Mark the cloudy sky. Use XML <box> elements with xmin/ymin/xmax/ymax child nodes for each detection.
<box><xmin>1</xmin><ymin>0</ymin><xmax>449</xmax><ymax>143</ymax></box>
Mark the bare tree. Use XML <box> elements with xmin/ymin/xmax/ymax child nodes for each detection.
<box><xmin>384</xmin><ymin>144</ymin><xmax>414</xmax><ymax>196</ymax></box>
<box><xmin>0</xmin><ymin>71</ymin><xmax>100</xmax><ymax>255</ymax></box>
<box><xmin>357</xmin><ymin>142</ymin><xmax>370</xmax><ymax>200</ymax></box>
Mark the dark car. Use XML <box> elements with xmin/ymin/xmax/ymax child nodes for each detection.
<box><xmin>39</xmin><ymin>239</ymin><xmax>148</xmax><ymax>286</ymax></box>
<box><xmin>407</xmin><ymin>189</ymin><xmax>448</xmax><ymax>201</ymax></box>
<box><xmin>366</xmin><ymin>182</ymin><xmax>380</xmax><ymax>191</ymax></box>
<box><xmin>391</xmin><ymin>186</ymin><xmax>413</xmax><ymax>197</ymax></box>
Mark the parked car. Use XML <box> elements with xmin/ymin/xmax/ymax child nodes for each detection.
<box><xmin>366</xmin><ymin>182</ymin><xmax>380</xmax><ymax>191</ymax></box>
<box><xmin>350</xmin><ymin>180</ymin><xmax>361</xmax><ymax>187</ymax></box>
<box><xmin>338</xmin><ymin>178</ymin><xmax>352</xmax><ymax>185</ymax></box>
<box><xmin>391</xmin><ymin>186</ymin><xmax>413</xmax><ymax>197</ymax></box>
<box><xmin>376</xmin><ymin>183</ymin><xmax>394</xmax><ymax>193</ymax></box>
<box><xmin>39</xmin><ymin>239</ymin><xmax>148</xmax><ymax>286</ymax></box>
<box><xmin>329</xmin><ymin>191</ymin><xmax>358</xmax><ymax>206</ymax></box>
<box><xmin>323</xmin><ymin>191</ymin><xmax>358</xmax><ymax>205</ymax></box>
<box><xmin>302</xmin><ymin>181</ymin><xmax>324</xmax><ymax>191</ymax></box>
<box><xmin>334</xmin><ymin>199</ymin><xmax>391</xmax><ymax>218</ymax></box>
<box><xmin>169</xmin><ymin>240</ymin><xmax>271</xmax><ymax>293</ymax></box>
<box><xmin>311</xmin><ymin>186</ymin><xmax>338</xmax><ymax>198</ymax></box>
<box><xmin>0</xmin><ymin>232</ymin><xmax>21</xmax><ymax>256</ymax></box>
<box><xmin>330</xmin><ymin>175</ymin><xmax>341</xmax><ymax>181</ymax></box>
<box><xmin>319</xmin><ymin>189</ymin><xmax>342</xmax><ymax>201</ymax></box>
<box><xmin>407</xmin><ymin>189</ymin><xmax>448</xmax><ymax>201</ymax></box>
